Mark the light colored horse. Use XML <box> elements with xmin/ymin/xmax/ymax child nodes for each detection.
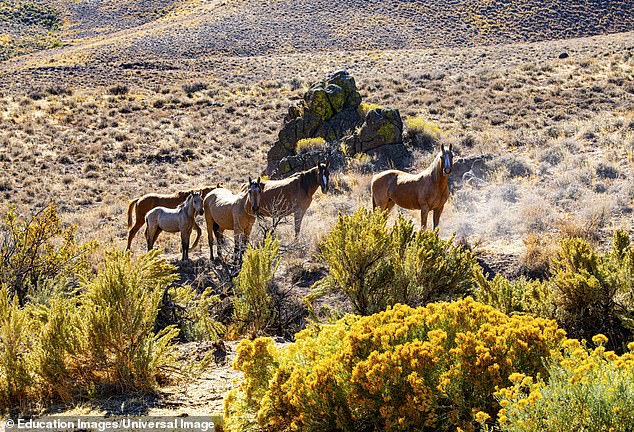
<box><xmin>371</xmin><ymin>144</ymin><xmax>453</xmax><ymax>229</ymax></box>
<box><xmin>144</xmin><ymin>192</ymin><xmax>204</xmax><ymax>261</ymax></box>
<box><xmin>203</xmin><ymin>177</ymin><xmax>264</xmax><ymax>261</ymax></box>
<box><xmin>259</xmin><ymin>162</ymin><xmax>330</xmax><ymax>236</ymax></box>
<box><xmin>126</xmin><ymin>185</ymin><xmax>218</xmax><ymax>251</ymax></box>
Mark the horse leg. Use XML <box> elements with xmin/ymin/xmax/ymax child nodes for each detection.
<box><xmin>181</xmin><ymin>228</ymin><xmax>190</xmax><ymax>261</ymax></box>
<box><xmin>293</xmin><ymin>209</ymin><xmax>305</xmax><ymax>237</ymax></box>
<box><xmin>433</xmin><ymin>205</ymin><xmax>444</xmax><ymax>230</ymax></box>
<box><xmin>126</xmin><ymin>221</ymin><xmax>144</xmax><ymax>252</ymax></box>
<box><xmin>144</xmin><ymin>225</ymin><xmax>152</xmax><ymax>251</ymax></box>
<box><xmin>204</xmin><ymin>211</ymin><xmax>215</xmax><ymax>260</ymax></box>
<box><xmin>420</xmin><ymin>206</ymin><xmax>430</xmax><ymax>230</ymax></box>
<box><xmin>234</xmin><ymin>228</ymin><xmax>245</xmax><ymax>263</ymax></box>
<box><xmin>151</xmin><ymin>228</ymin><xmax>162</xmax><ymax>249</ymax></box>
<box><xmin>216</xmin><ymin>228</ymin><xmax>224</xmax><ymax>261</ymax></box>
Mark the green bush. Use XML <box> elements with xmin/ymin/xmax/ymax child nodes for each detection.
<box><xmin>394</xmin><ymin>227</ymin><xmax>477</xmax><ymax>306</ymax></box>
<box><xmin>231</xmin><ymin>235</ymin><xmax>281</xmax><ymax>337</ymax></box>
<box><xmin>0</xmin><ymin>204</ymin><xmax>95</xmax><ymax>305</ymax></box>
<box><xmin>296</xmin><ymin>137</ymin><xmax>327</xmax><ymax>154</ymax></box>
<box><xmin>82</xmin><ymin>250</ymin><xmax>180</xmax><ymax>392</ymax></box>
<box><xmin>167</xmin><ymin>286</ymin><xmax>225</xmax><ymax>342</ymax></box>
<box><xmin>405</xmin><ymin>116</ymin><xmax>443</xmax><ymax>150</ymax></box>
<box><xmin>315</xmin><ymin>208</ymin><xmax>394</xmax><ymax>315</ymax></box>
<box><xmin>315</xmin><ymin>209</ymin><xmax>478</xmax><ymax>315</ymax></box>
<box><xmin>477</xmin><ymin>230</ymin><xmax>634</xmax><ymax>352</ymax></box>
<box><xmin>0</xmin><ymin>250</ymin><xmax>181</xmax><ymax>411</ymax></box>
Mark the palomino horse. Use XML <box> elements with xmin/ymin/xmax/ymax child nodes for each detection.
<box><xmin>144</xmin><ymin>192</ymin><xmax>205</xmax><ymax>261</ymax></box>
<box><xmin>371</xmin><ymin>144</ymin><xmax>453</xmax><ymax>229</ymax></box>
<box><xmin>126</xmin><ymin>185</ymin><xmax>218</xmax><ymax>251</ymax></box>
<box><xmin>259</xmin><ymin>162</ymin><xmax>330</xmax><ymax>236</ymax></box>
<box><xmin>203</xmin><ymin>177</ymin><xmax>264</xmax><ymax>261</ymax></box>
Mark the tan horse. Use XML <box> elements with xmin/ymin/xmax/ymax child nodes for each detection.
<box><xmin>203</xmin><ymin>177</ymin><xmax>264</xmax><ymax>261</ymax></box>
<box><xmin>144</xmin><ymin>192</ymin><xmax>204</xmax><ymax>261</ymax></box>
<box><xmin>126</xmin><ymin>185</ymin><xmax>218</xmax><ymax>251</ymax></box>
<box><xmin>259</xmin><ymin>162</ymin><xmax>330</xmax><ymax>236</ymax></box>
<box><xmin>371</xmin><ymin>144</ymin><xmax>453</xmax><ymax>229</ymax></box>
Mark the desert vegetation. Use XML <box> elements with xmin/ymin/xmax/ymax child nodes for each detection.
<box><xmin>0</xmin><ymin>0</ymin><xmax>633</xmax><ymax>429</ymax></box>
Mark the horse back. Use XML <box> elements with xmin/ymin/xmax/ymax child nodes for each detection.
<box><xmin>203</xmin><ymin>188</ymin><xmax>243</xmax><ymax>230</ymax></box>
<box><xmin>260</xmin><ymin>178</ymin><xmax>301</xmax><ymax>217</ymax></box>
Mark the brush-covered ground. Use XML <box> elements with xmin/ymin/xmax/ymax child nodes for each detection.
<box><xmin>1</xmin><ymin>0</ymin><xmax>634</xmax><ymax>425</ymax></box>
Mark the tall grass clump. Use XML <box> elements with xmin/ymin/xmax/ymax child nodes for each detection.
<box><xmin>314</xmin><ymin>208</ymin><xmax>478</xmax><ymax>315</ymax></box>
<box><xmin>296</xmin><ymin>137</ymin><xmax>327</xmax><ymax>154</ymax></box>
<box><xmin>495</xmin><ymin>336</ymin><xmax>634</xmax><ymax>432</ymax></box>
<box><xmin>231</xmin><ymin>235</ymin><xmax>281</xmax><ymax>337</ymax></box>
<box><xmin>82</xmin><ymin>250</ymin><xmax>180</xmax><ymax>391</ymax></box>
<box><xmin>224</xmin><ymin>298</ymin><xmax>566</xmax><ymax>431</ymax></box>
<box><xmin>167</xmin><ymin>286</ymin><xmax>225</xmax><ymax>342</ymax></box>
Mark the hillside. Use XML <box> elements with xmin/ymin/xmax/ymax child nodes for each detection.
<box><xmin>2</xmin><ymin>0</ymin><xmax>634</xmax><ymax>65</ymax></box>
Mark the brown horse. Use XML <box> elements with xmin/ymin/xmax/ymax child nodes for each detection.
<box><xmin>203</xmin><ymin>177</ymin><xmax>264</xmax><ymax>261</ymax></box>
<box><xmin>371</xmin><ymin>144</ymin><xmax>453</xmax><ymax>229</ymax></box>
<box><xmin>126</xmin><ymin>185</ymin><xmax>218</xmax><ymax>251</ymax></box>
<box><xmin>144</xmin><ymin>192</ymin><xmax>204</xmax><ymax>261</ymax></box>
<box><xmin>259</xmin><ymin>162</ymin><xmax>330</xmax><ymax>236</ymax></box>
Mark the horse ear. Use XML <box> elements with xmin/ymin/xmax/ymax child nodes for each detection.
<box><xmin>440</xmin><ymin>143</ymin><xmax>445</xmax><ymax>152</ymax></box>
<box><xmin>257</xmin><ymin>176</ymin><xmax>261</xmax><ymax>184</ymax></box>
<box><xmin>249</xmin><ymin>176</ymin><xmax>252</xmax><ymax>184</ymax></box>
<box><xmin>449</xmin><ymin>143</ymin><xmax>453</xmax><ymax>152</ymax></box>
<box><xmin>325</xmin><ymin>160</ymin><xmax>330</xmax><ymax>168</ymax></box>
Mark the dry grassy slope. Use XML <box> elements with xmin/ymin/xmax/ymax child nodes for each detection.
<box><xmin>3</xmin><ymin>0</ymin><xmax>634</xmax><ymax>65</ymax></box>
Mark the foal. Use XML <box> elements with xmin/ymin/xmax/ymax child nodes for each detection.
<box><xmin>144</xmin><ymin>192</ymin><xmax>204</xmax><ymax>261</ymax></box>
<box><xmin>126</xmin><ymin>185</ymin><xmax>218</xmax><ymax>251</ymax></box>
<box><xmin>203</xmin><ymin>177</ymin><xmax>264</xmax><ymax>262</ymax></box>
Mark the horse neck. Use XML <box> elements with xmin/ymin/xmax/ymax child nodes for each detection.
<box><xmin>183</xmin><ymin>200</ymin><xmax>195</xmax><ymax>218</ymax></box>
<box><xmin>424</xmin><ymin>154</ymin><xmax>449</xmax><ymax>189</ymax></box>
<box><xmin>241</xmin><ymin>191</ymin><xmax>255</xmax><ymax>216</ymax></box>
<box><xmin>300</xmin><ymin>167</ymin><xmax>320</xmax><ymax>197</ymax></box>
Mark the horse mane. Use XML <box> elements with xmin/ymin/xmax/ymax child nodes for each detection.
<box><xmin>423</xmin><ymin>152</ymin><xmax>443</xmax><ymax>183</ymax></box>
<box><xmin>299</xmin><ymin>166</ymin><xmax>318</xmax><ymax>194</ymax></box>
<box><xmin>176</xmin><ymin>193</ymin><xmax>189</xmax><ymax>209</ymax></box>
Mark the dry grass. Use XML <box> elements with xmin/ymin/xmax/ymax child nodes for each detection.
<box><xmin>0</xmin><ymin>31</ymin><xmax>632</xmax><ymax>260</ymax></box>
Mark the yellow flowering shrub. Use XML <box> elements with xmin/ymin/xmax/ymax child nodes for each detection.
<box><xmin>224</xmin><ymin>298</ymin><xmax>566</xmax><ymax>431</ymax></box>
<box><xmin>496</xmin><ymin>336</ymin><xmax>634</xmax><ymax>432</ymax></box>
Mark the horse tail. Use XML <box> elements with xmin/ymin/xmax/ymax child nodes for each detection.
<box><xmin>372</xmin><ymin>195</ymin><xmax>377</xmax><ymax>209</ymax></box>
<box><xmin>127</xmin><ymin>198</ymin><xmax>139</xmax><ymax>229</ymax></box>
<box><xmin>189</xmin><ymin>222</ymin><xmax>202</xmax><ymax>250</ymax></box>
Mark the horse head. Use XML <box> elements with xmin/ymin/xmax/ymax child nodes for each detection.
<box><xmin>247</xmin><ymin>177</ymin><xmax>264</xmax><ymax>214</ymax></box>
<box><xmin>317</xmin><ymin>161</ymin><xmax>330</xmax><ymax>193</ymax></box>
<box><xmin>188</xmin><ymin>192</ymin><xmax>204</xmax><ymax>216</ymax></box>
<box><xmin>440</xmin><ymin>144</ymin><xmax>454</xmax><ymax>176</ymax></box>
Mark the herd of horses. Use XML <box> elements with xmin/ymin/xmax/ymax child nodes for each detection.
<box><xmin>125</xmin><ymin>144</ymin><xmax>454</xmax><ymax>262</ymax></box>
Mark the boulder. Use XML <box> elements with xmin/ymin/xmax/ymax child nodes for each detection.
<box><xmin>266</xmin><ymin>70</ymin><xmax>364</xmax><ymax>174</ymax></box>
<box><xmin>357</xmin><ymin>107</ymin><xmax>403</xmax><ymax>152</ymax></box>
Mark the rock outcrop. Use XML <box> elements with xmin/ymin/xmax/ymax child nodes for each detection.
<box><xmin>266</xmin><ymin>71</ymin><xmax>407</xmax><ymax>177</ymax></box>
